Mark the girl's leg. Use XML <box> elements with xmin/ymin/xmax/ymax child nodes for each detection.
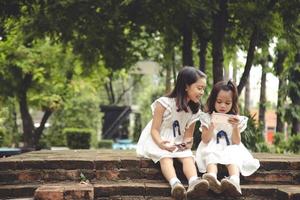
<box><xmin>227</xmin><ymin>164</ymin><xmax>240</xmax><ymax>185</ymax></box>
<box><xmin>178</xmin><ymin>157</ymin><xmax>197</xmax><ymax>180</ymax></box>
<box><xmin>160</xmin><ymin>157</ymin><xmax>185</xmax><ymax>200</ymax></box>
<box><xmin>227</xmin><ymin>164</ymin><xmax>239</xmax><ymax>177</ymax></box>
<box><xmin>178</xmin><ymin>157</ymin><xmax>209</xmax><ymax>197</ymax></box>
<box><xmin>221</xmin><ymin>164</ymin><xmax>241</xmax><ymax>196</ymax></box>
<box><xmin>160</xmin><ymin>157</ymin><xmax>177</xmax><ymax>181</ymax></box>
<box><xmin>203</xmin><ymin>163</ymin><xmax>222</xmax><ymax>193</ymax></box>
<box><xmin>207</xmin><ymin>163</ymin><xmax>218</xmax><ymax>174</ymax></box>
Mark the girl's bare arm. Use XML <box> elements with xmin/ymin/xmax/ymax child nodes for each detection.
<box><xmin>151</xmin><ymin>102</ymin><xmax>175</xmax><ymax>152</ymax></box>
<box><xmin>201</xmin><ymin>123</ymin><xmax>214</xmax><ymax>144</ymax></box>
<box><xmin>183</xmin><ymin>122</ymin><xmax>196</xmax><ymax>149</ymax></box>
<box><xmin>229</xmin><ymin>116</ymin><xmax>241</xmax><ymax>144</ymax></box>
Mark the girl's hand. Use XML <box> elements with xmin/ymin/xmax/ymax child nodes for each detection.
<box><xmin>183</xmin><ymin>137</ymin><xmax>193</xmax><ymax>149</ymax></box>
<box><xmin>158</xmin><ymin>140</ymin><xmax>177</xmax><ymax>152</ymax></box>
<box><xmin>228</xmin><ymin>116</ymin><xmax>240</xmax><ymax>129</ymax></box>
<box><xmin>201</xmin><ymin>123</ymin><xmax>214</xmax><ymax>144</ymax></box>
<box><xmin>208</xmin><ymin>122</ymin><xmax>215</xmax><ymax>133</ymax></box>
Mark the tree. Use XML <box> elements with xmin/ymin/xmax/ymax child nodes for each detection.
<box><xmin>273</xmin><ymin>42</ymin><xmax>288</xmax><ymax>133</ymax></box>
<box><xmin>229</xmin><ymin>0</ymin><xmax>277</xmax><ymax>95</ymax></box>
<box><xmin>211</xmin><ymin>0</ymin><xmax>228</xmax><ymax>84</ymax></box>
<box><xmin>258</xmin><ymin>52</ymin><xmax>269</xmax><ymax>129</ymax></box>
<box><xmin>278</xmin><ymin>0</ymin><xmax>300</xmax><ymax>135</ymax></box>
<box><xmin>0</xmin><ymin>21</ymin><xmax>79</xmax><ymax>148</ymax></box>
<box><xmin>21</xmin><ymin>1</ymin><xmax>142</xmax><ymax>104</ymax></box>
<box><xmin>192</xmin><ymin>1</ymin><xmax>212</xmax><ymax>73</ymax></box>
<box><xmin>289</xmin><ymin>53</ymin><xmax>300</xmax><ymax>135</ymax></box>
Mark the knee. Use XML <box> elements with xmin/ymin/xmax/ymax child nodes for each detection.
<box><xmin>179</xmin><ymin>157</ymin><xmax>194</xmax><ymax>163</ymax></box>
<box><xmin>160</xmin><ymin>157</ymin><xmax>173</xmax><ymax>165</ymax></box>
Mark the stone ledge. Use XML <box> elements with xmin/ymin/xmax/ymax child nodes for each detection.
<box><xmin>1</xmin><ymin>168</ymin><xmax>299</xmax><ymax>185</ymax></box>
<box><xmin>0</xmin><ymin>150</ymin><xmax>299</xmax><ymax>171</ymax></box>
<box><xmin>1</xmin><ymin>181</ymin><xmax>300</xmax><ymax>200</ymax></box>
<box><xmin>34</xmin><ymin>183</ymin><xmax>94</xmax><ymax>200</ymax></box>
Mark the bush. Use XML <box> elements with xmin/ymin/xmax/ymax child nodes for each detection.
<box><xmin>0</xmin><ymin>129</ymin><xmax>4</xmax><ymax>147</ymax></box>
<box><xmin>273</xmin><ymin>133</ymin><xmax>287</xmax><ymax>153</ymax></box>
<box><xmin>46</xmin><ymin>80</ymin><xmax>102</xmax><ymax>148</ymax></box>
<box><xmin>255</xmin><ymin>142</ymin><xmax>271</xmax><ymax>153</ymax></box>
<box><xmin>64</xmin><ymin>128</ymin><xmax>92</xmax><ymax>149</ymax></box>
<box><xmin>241</xmin><ymin>112</ymin><xmax>265</xmax><ymax>152</ymax></box>
<box><xmin>287</xmin><ymin>134</ymin><xmax>300</xmax><ymax>153</ymax></box>
<box><xmin>98</xmin><ymin>139</ymin><xmax>113</xmax><ymax>149</ymax></box>
<box><xmin>133</xmin><ymin>113</ymin><xmax>142</xmax><ymax>143</ymax></box>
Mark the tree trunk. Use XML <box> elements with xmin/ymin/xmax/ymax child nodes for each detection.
<box><xmin>109</xmin><ymin>75</ymin><xmax>115</xmax><ymax>104</ymax></box>
<box><xmin>172</xmin><ymin>49</ymin><xmax>176</xmax><ymax>84</ymax></box>
<box><xmin>18</xmin><ymin>74</ymin><xmax>35</xmax><ymax>148</ymax></box>
<box><xmin>12</xmin><ymin>101</ymin><xmax>19</xmax><ymax>147</ymax></box>
<box><xmin>104</xmin><ymin>73</ymin><xmax>115</xmax><ymax>104</ymax></box>
<box><xmin>212</xmin><ymin>0</ymin><xmax>228</xmax><ymax>84</ymax></box>
<box><xmin>165</xmin><ymin>65</ymin><xmax>171</xmax><ymax>94</ymax></box>
<box><xmin>237</xmin><ymin>0</ymin><xmax>276</xmax><ymax>95</ymax></box>
<box><xmin>274</xmin><ymin>50</ymin><xmax>288</xmax><ymax>133</ymax></box>
<box><xmin>244</xmin><ymin>78</ymin><xmax>250</xmax><ymax>113</ymax></box>
<box><xmin>289</xmin><ymin>53</ymin><xmax>300</xmax><ymax>135</ymax></box>
<box><xmin>104</xmin><ymin>83</ymin><xmax>112</xmax><ymax>103</ymax></box>
<box><xmin>237</xmin><ymin>28</ymin><xmax>258</xmax><ymax>95</ymax></box>
<box><xmin>259</xmin><ymin>63</ymin><xmax>267</xmax><ymax>129</ymax></box>
<box><xmin>34</xmin><ymin>109</ymin><xmax>52</xmax><ymax>148</ymax></box>
<box><xmin>276</xmin><ymin>78</ymin><xmax>285</xmax><ymax>133</ymax></box>
<box><xmin>198</xmin><ymin>38</ymin><xmax>208</xmax><ymax>73</ymax></box>
<box><xmin>292</xmin><ymin>118</ymin><xmax>300</xmax><ymax>135</ymax></box>
<box><xmin>164</xmin><ymin>41</ymin><xmax>174</xmax><ymax>93</ymax></box>
<box><xmin>182</xmin><ymin>20</ymin><xmax>193</xmax><ymax>66</ymax></box>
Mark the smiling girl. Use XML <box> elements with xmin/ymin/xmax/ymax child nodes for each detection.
<box><xmin>137</xmin><ymin>66</ymin><xmax>209</xmax><ymax>199</ymax></box>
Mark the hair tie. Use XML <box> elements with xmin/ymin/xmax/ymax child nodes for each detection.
<box><xmin>227</xmin><ymin>80</ymin><xmax>234</xmax><ymax>88</ymax></box>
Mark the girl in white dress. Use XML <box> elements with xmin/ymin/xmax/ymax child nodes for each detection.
<box><xmin>137</xmin><ymin>66</ymin><xmax>209</xmax><ymax>200</ymax></box>
<box><xmin>195</xmin><ymin>80</ymin><xmax>260</xmax><ymax>196</ymax></box>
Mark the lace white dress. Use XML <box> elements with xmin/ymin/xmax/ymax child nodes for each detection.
<box><xmin>195</xmin><ymin>112</ymin><xmax>260</xmax><ymax>176</ymax></box>
<box><xmin>136</xmin><ymin>97</ymin><xmax>201</xmax><ymax>163</ymax></box>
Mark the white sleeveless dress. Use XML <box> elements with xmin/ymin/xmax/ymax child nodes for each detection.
<box><xmin>195</xmin><ymin>112</ymin><xmax>260</xmax><ymax>176</ymax></box>
<box><xmin>136</xmin><ymin>97</ymin><xmax>201</xmax><ymax>163</ymax></box>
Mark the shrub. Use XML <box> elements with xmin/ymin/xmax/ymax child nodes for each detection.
<box><xmin>0</xmin><ymin>129</ymin><xmax>4</xmax><ymax>147</ymax></box>
<box><xmin>241</xmin><ymin>112</ymin><xmax>265</xmax><ymax>152</ymax></box>
<box><xmin>273</xmin><ymin>133</ymin><xmax>287</xmax><ymax>153</ymax></box>
<box><xmin>98</xmin><ymin>139</ymin><xmax>113</xmax><ymax>149</ymax></box>
<box><xmin>133</xmin><ymin>113</ymin><xmax>142</xmax><ymax>143</ymax></box>
<box><xmin>64</xmin><ymin>128</ymin><xmax>92</xmax><ymax>149</ymax></box>
<box><xmin>255</xmin><ymin>142</ymin><xmax>271</xmax><ymax>153</ymax></box>
<box><xmin>287</xmin><ymin>135</ymin><xmax>300</xmax><ymax>153</ymax></box>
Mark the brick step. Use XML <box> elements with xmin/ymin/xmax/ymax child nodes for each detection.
<box><xmin>243</xmin><ymin>169</ymin><xmax>300</xmax><ymax>184</ymax></box>
<box><xmin>96</xmin><ymin>197</ymin><xmax>173</xmax><ymax>200</ymax></box>
<box><xmin>1</xmin><ymin>150</ymin><xmax>300</xmax><ymax>184</ymax></box>
<box><xmin>1</xmin><ymin>167</ymin><xmax>299</xmax><ymax>186</ymax></box>
<box><xmin>1</xmin><ymin>150</ymin><xmax>299</xmax><ymax>172</ymax></box>
<box><xmin>95</xmin><ymin>180</ymin><xmax>300</xmax><ymax>200</ymax></box>
<box><xmin>1</xmin><ymin>180</ymin><xmax>299</xmax><ymax>200</ymax></box>
<box><xmin>0</xmin><ymin>183</ymin><xmax>38</xmax><ymax>199</ymax></box>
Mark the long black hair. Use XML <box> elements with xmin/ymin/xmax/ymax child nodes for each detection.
<box><xmin>205</xmin><ymin>80</ymin><xmax>239</xmax><ymax>114</ymax></box>
<box><xmin>167</xmin><ymin>66</ymin><xmax>206</xmax><ymax>114</ymax></box>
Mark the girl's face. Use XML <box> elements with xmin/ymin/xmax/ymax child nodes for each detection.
<box><xmin>186</xmin><ymin>78</ymin><xmax>206</xmax><ymax>103</ymax></box>
<box><xmin>215</xmin><ymin>89</ymin><xmax>233</xmax><ymax>113</ymax></box>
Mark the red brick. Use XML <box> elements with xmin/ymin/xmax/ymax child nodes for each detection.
<box><xmin>17</xmin><ymin>170</ymin><xmax>42</xmax><ymax>182</ymax></box>
<box><xmin>96</xmin><ymin>170</ymin><xmax>120</xmax><ymax>180</ymax></box>
<box><xmin>34</xmin><ymin>186</ymin><xmax>64</xmax><ymax>200</ymax></box>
